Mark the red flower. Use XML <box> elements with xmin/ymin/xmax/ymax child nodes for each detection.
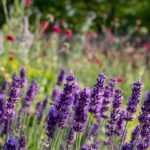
<box><xmin>65</xmin><ymin>29</ymin><xmax>73</xmax><ymax>37</ymax></box>
<box><xmin>8</xmin><ymin>56</ymin><xmax>14</xmax><ymax>61</ymax></box>
<box><xmin>7</xmin><ymin>35</ymin><xmax>14</xmax><ymax>42</ymax></box>
<box><xmin>116</xmin><ymin>77</ymin><xmax>124</xmax><ymax>83</ymax></box>
<box><xmin>51</xmin><ymin>26</ymin><xmax>61</xmax><ymax>34</ymax></box>
<box><xmin>41</xmin><ymin>21</ymin><xmax>49</xmax><ymax>30</ymax></box>
<box><xmin>26</xmin><ymin>0</ymin><xmax>31</xmax><ymax>7</ymax></box>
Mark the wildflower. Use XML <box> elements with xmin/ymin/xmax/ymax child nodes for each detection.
<box><xmin>7</xmin><ymin>35</ymin><xmax>14</xmax><ymax>42</ymax></box>
<box><xmin>36</xmin><ymin>96</ymin><xmax>48</xmax><ymax>123</ymax></box>
<box><xmin>73</xmin><ymin>87</ymin><xmax>91</xmax><ymax>132</ymax></box>
<box><xmin>18</xmin><ymin>135</ymin><xmax>27</xmax><ymax>150</ymax></box>
<box><xmin>67</xmin><ymin>128</ymin><xmax>75</xmax><ymax>146</ymax></box>
<box><xmin>22</xmin><ymin>80</ymin><xmax>39</xmax><ymax>109</ymax></box>
<box><xmin>115</xmin><ymin>110</ymin><xmax>126</xmax><ymax>136</ymax></box>
<box><xmin>100</xmin><ymin>77</ymin><xmax>117</xmax><ymax>118</ymax></box>
<box><xmin>52</xmin><ymin>26</ymin><xmax>61</xmax><ymax>34</ymax></box>
<box><xmin>65</xmin><ymin>29</ymin><xmax>73</xmax><ymax>38</ymax></box>
<box><xmin>26</xmin><ymin>0</ymin><xmax>31</xmax><ymax>7</ymax></box>
<box><xmin>89</xmin><ymin>73</ymin><xmax>106</xmax><ymax>117</ymax></box>
<box><xmin>6</xmin><ymin>73</ymin><xmax>22</xmax><ymax>133</ymax></box>
<box><xmin>19</xmin><ymin>67</ymin><xmax>27</xmax><ymax>88</ymax></box>
<box><xmin>58</xmin><ymin>71</ymin><xmax>77</xmax><ymax>128</ymax></box>
<box><xmin>105</xmin><ymin>89</ymin><xmax>123</xmax><ymax>137</ymax></box>
<box><xmin>125</xmin><ymin>79</ymin><xmax>143</xmax><ymax>121</ymax></box>
<box><xmin>45</xmin><ymin>105</ymin><xmax>58</xmax><ymax>139</ymax></box>
<box><xmin>51</xmin><ymin>88</ymin><xmax>61</xmax><ymax>101</ymax></box>
<box><xmin>4</xmin><ymin>135</ymin><xmax>18</xmax><ymax>150</ymax></box>
<box><xmin>57</xmin><ymin>67</ymin><xmax>66</xmax><ymax>86</ymax></box>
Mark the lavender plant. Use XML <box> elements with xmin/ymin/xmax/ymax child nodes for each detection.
<box><xmin>0</xmin><ymin>68</ymin><xmax>149</xmax><ymax>150</ymax></box>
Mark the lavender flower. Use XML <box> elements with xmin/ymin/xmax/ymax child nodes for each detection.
<box><xmin>121</xmin><ymin>142</ymin><xmax>131</xmax><ymax>150</ymax></box>
<box><xmin>4</xmin><ymin>135</ymin><xmax>18</xmax><ymax>150</ymax></box>
<box><xmin>22</xmin><ymin>80</ymin><xmax>39</xmax><ymax>109</ymax></box>
<box><xmin>115</xmin><ymin>110</ymin><xmax>126</xmax><ymax>136</ymax></box>
<box><xmin>73</xmin><ymin>87</ymin><xmax>91</xmax><ymax>132</ymax></box>
<box><xmin>105</xmin><ymin>89</ymin><xmax>123</xmax><ymax>137</ymax></box>
<box><xmin>81</xmin><ymin>144</ymin><xmax>92</xmax><ymax>150</ymax></box>
<box><xmin>45</xmin><ymin>105</ymin><xmax>58</xmax><ymax>139</ymax></box>
<box><xmin>89</xmin><ymin>73</ymin><xmax>106</xmax><ymax>117</ymax></box>
<box><xmin>0</xmin><ymin>86</ymin><xmax>7</xmax><ymax>131</ymax></box>
<box><xmin>138</xmin><ymin>91</ymin><xmax>150</xmax><ymax>124</ymax></box>
<box><xmin>67</xmin><ymin>128</ymin><xmax>75</xmax><ymax>146</ymax></box>
<box><xmin>6</xmin><ymin>73</ymin><xmax>22</xmax><ymax>133</ymax></box>
<box><xmin>58</xmin><ymin>71</ymin><xmax>77</xmax><ymax>128</ymax></box>
<box><xmin>1</xmin><ymin>80</ymin><xmax>8</xmax><ymax>92</ymax></box>
<box><xmin>137</xmin><ymin>135</ymin><xmax>150</xmax><ymax>150</ymax></box>
<box><xmin>130</xmin><ymin>125</ymin><xmax>140</xmax><ymax>145</ymax></box>
<box><xmin>18</xmin><ymin>135</ymin><xmax>27</xmax><ymax>150</ymax></box>
<box><xmin>36</xmin><ymin>96</ymin><xmax>48</xmax><ymax>123</ymax></box>
<box><xmin>57</xmin><ymin>67</ymin><xmax>66</xmax><ymax>86</ymax></box>
<box><xmin>125</xmin><ymin>79</ymin><xmax>143</xmax><ymax>121</ymax></box>
<box><xmin>51</xmin><ymin>88</ymin><xmax>61</xmax><ymax>101</ymax></box>
<box><xmin>99</xmin><ymin>85</ymin><xmax>113</xmax><ymax>119</ymax></box>
<box><xmin>19</xmin><ymin>67</ymin><xmax>27</xmax><ymax>88</ymax></box>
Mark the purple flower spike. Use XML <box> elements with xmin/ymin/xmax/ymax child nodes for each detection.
<box><xmin>100</xmin><ymin>85</ymin><xmax>113</xmax><ymax>119</ymax></box>
<box><xmin>138</xmin><ymin>91</ymin><xmax>150</xmax><ymax>124</ymax></box>
<box><xmin>67</xmin><ymin>128</ymin><xmax>75</xmax><ymax>146</ymax></box>
<box><xmin>22</xmin><ymin>80</ymin><xmax>39</xmax><ymax>109</ymax></box>
<box><xmin>52</xmin><ymin>88</ymin><xmax>61</xmax><ymax>101</ymax></box>
<box><xmin>18</xmin><ymin>135</ymin><xmax>27</xmax><ymax>150</ymax></box>
<box><xmin>6</xmin><ymin>73</ymin><xmax>22</xmax><ymax>133</ymax></box>
<box><xmin>115</xmin><ymin>110</ymin><xmax>126</xmax><ymax>136</ymax></box>
<box><xmin>19</xmin><ymin>67</ymin><xmax>27</xmax><ymax>88</ymax></box>
<box><xmin>58</xmin><ymin>71</ymin><xmax>77</xmax><ymax>128</ymax></box>
<box><xmin>105</xmin><ymin>89</ymin><xmax>123</xmax><ymax>137</ymax></box>
<box><xmin>4</xmin><ymin>135</ymin><xmax>18</xmax><ymax>150</ymax></box>
<box><xmin>1</xmin><ymin>80</ymin><xmax>8</xmax><ymax>92</ymax></box>
<box><xmin>36</xmin><ymin>96</ymin><xmax>48</xmax><ymax>123</ymax></box>
<box><xmin>89</xmin><ymin>73</ymin><xmax>106</xmax><ymax>117</ymax></box>
<box><xmin>73</xmin><ymin>87</ymin><xmax>91</xmax><ymax>132</ymax></box>
<box><xmin>81</xmin><ymin>144</ymin><xmax>92</xmax><ymax>150</ymax></box>
<box><xmin>57</xmin><ymin>67</ymin><xmax>66</xmax><ymax>86</ymax></box>
<box><xmin>45</xmin><ymin>105</ymin><xmax>58</xmax><ymax>139</ymax></box>
<box><xmin>125</xmin><ymin>78</ymin><xmax>143</xmax><ymax>121</ymax></box>
<box><xmin>0</xmin><ymin>88</ymin><xmax>7</xmax><ymax>131</ymax></box>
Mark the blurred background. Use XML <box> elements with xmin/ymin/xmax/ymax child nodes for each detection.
<box><xmin>0</xmin><ymin>0</ymin><xmax>149</xmax><ymax>98</ymax></box>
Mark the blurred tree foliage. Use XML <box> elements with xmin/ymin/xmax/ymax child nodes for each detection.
<box><xmin>0</xmin><ymin>0</ymin><xmax>150</xmax><ymax>32</ymax></box>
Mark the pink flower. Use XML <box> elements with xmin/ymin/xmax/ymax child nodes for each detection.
<box><xmin>40</xmin><ymin>21</ymin><xmax>49</xmax><ymax>35</ymax></box>
<box><xmin>65</xmin><ymin>29</ymin><xmax>73</xmax><ymax>37</ymax></box>
<box><xmin>26</xmin><ymin>0</ymin><xmax>31</xmax><ymax>7</ymax></box>
<box><xmin>7</xmin><ymin>35</ymin><xmax>14</xmax><ymax>42</ymax></box>
<box><xmin>52</xmin><ymin>26</ymin><xmax>61</xmax><ymax>34</ymax></box>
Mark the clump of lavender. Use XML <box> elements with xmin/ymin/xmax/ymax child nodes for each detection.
<box><xmin>58</xmin><ymin>71</ymin><xmax>77</xmax><ymax>128</ymax></box>
<box><xmin>57</xmin><ymin>67</ymin><xmax>66</xmax><ymax>86</ymax></box>
<box><xmin>125</xmin><ymin>78</ymin><xmax>143</xmax><ymax>121</ymax></box>
<box><xmin>89</xmin><ymin>73</ymin><xmax>106</xmax><ymax>117</ymax></box>
<box><xmin>22</xmin><ymin>80</ymin><xmax>39</xmax><ymax>110</ymax></box>
<box><xmin>18</xmin><ymin>135</ymin><xmax>27</xmax><ymax>150</ymax></box>
<box><xmin>36</xmin><ymin>96</ymin><xmax>48</xmax><ymax>124</ymax></box>
<box><xmin>4</xmin><ymin>135</ymin><xmax>18</xmax><ymax>150</ymax></box>
<box><xmin>73</xmin><ymin>87</ymin><xmax>91</xmax><ymax>132</ymax></box>
<box><xmin>105</xmin><ymin>89</ymin><xmax>123</xmax><ymax>144</ymax></box>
